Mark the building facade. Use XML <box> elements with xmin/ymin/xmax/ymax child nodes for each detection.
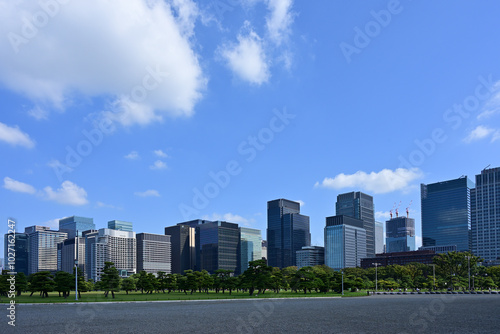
<box><xmin>164</xmin><ymin>224</ymin><xmax>196</xmax><ymax>274</ymax></box>
<box><xmin>336</xmin><ymin>192</ymin><xmax>375</xmax><ymax>257</ymax></box>
<box><xmin>375</xmin><ymin>221</ymin><xmax>384</xmax><ymax>254</ymax></box>
<box><xmin>386</xmin><ymin>217</ymin><xmax>416</xmax><ymax>253</ymax></box>
<box><xmin>25</xmin><ymin>226</ymin><xmax>67</xmax><ymax>275</ymax></box>
<box><xmin>136</xmin><ymin>233</ymin><xmax>171</xmax><ymax>275</ymax></box>
<box><xmin>361</xmin><ymin>250</ymin><xmax>437</xmax><ymax>269</ymax></box>
<box><xmin>239</xmin><ymin>227</ymin><xmax>262</xmax><ymax>274</ymax></box>
<box><xmin>421</xmin><ymin>177</ymin><xmax>474</xmax><ymax>252</ymax></box>
<box><xmin>324</xmin><ymin>215</ymin><xmax>366</xmax><ymax>271</ymax></box>
<box><xmin>261</xmin><ymin>240</ymin><xmax>267</xmax><ymax>261</ymax></box>
<box><xmin>471</xmin><ymin>167</ymin><xmax>500</xmax><ymax>264</ymax></box>
<box><xmin>267</xmin><ymin>199</ymin><xmax>311</xmax><ymax>268</ymax></box>
<box><xmin>57</xmin><ymin>237</ymin><xmax>85</xmax><ymax>275</ymax></box>
<box><xmin>107</xmin><ymin>220</ymin><xmax>133</xmax><ymax>232</ymax></box>
<box><xmin>3</xmin><ymin>232</ymin><xmax>29</xmax><ymax>276</ymax></box>
<box><xmin>59</xmin><ymin>216</ymin><xmax>95</xmax><ymax>238</ymax></box>
<box><xmin>296</xmin><ymin>246</ymin><xmax>324</xmax><ymax>268</ymax></box>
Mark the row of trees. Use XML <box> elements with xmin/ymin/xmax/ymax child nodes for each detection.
<box><xmin>2</xmin><ymin>252</ymin><xmax>499</xmax><ymax>299</ymax></box>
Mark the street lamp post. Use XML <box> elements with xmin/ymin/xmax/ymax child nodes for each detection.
<box><xmin>341</xmin><ymin>271</ymin><xmax>344</xmax><ymax>296</ymax></box>
<box><xmin>75</xmin><ymin>230</ymin><xmax>78</xmax><ymax>301</ymax></box>
<box><xmin>429</xmin><ymin>264</ymin><xmax>436</xmax><ymax>290</ymax></box>
<box><xmin>467</xmin><ymin>256</ymin><xmax>471</xmax><ymax>290</ymax></box>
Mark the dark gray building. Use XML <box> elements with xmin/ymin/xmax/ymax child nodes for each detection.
<box><xmin>296</xmin><ymin>246</ymin><xmax>324</xmax><ymax>268</ymax></box>
<box><xmin>386</xmin><ymin>216</ymin><xmax>416</xmax><ymax>253</ymax></box>
<box><xmin>164</xmin><ymin>224</ymin><xmax>196</xmax><ymax>274</ymax></box>
<box><xmin>57</xmin><ymin>237</ymin><xmax>85</xmax><ymax>275</ymax></box>
<box><xmin>421</xmin><ymin>177</ymin><xmax>474</xmax><ymax>252</ymax></box>
<box><xmin>471</xmin><ymin>167</ymin><xmax>500</xmax><ymax>264</ymax></box>
<box><xmin>136</xmin><ymin>233</ymin><xmax>171</xmax><ymax>275</ymax></box>
<box><xmin>267</xmin><ymin>199</ymin><xmax>311</xmax><ymax>268</ymax></box>
<box><xmin>4</xmin><ymin>232</ymin><xmax>29</xmax><ymax>276</ymax></box>
<box><xmin>336</xmin><ymin>191</ymin><xmax>375</xmax><ymax>257</ymax></box>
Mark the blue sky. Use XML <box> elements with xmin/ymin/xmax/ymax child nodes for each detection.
<box><xmin>1</xmin><ymin>0</ymin><xmax>500</xmax><ymax>253</ymax></box>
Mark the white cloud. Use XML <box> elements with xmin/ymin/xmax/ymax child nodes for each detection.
<box><xmin>478</xmin><ymin>81</ymin><xmax>500</xmax><ymax>120</ymax></box>
<box><xmin>463</xmin><ymin>125</ymin><xmax>495</xmax><ymax>143</ymax></box>
<box><xmin>3</xmin><ymin>177</ymin><xmax>36</xmax><ymax>194</ymax></box>
<box><xmin>96</xmin><ymin>201</ymin><xmax>122</xmax><ymax>210</ymax></box>
<box><xmin>154</xmin><ymin>149</ymin><xmax>168</xmax><ymax>158</ymax></box>
<box><xmin>125</xmin><ymin>151</ymin><xmax>140</xmax><ymax>160</ymax></box>
<box><xmin>492</xmin><ymin>130</ymin><xmax>500</xmax><ymax>143</ymax></box>
<box><xmin>315</xmin><ymin>168</ymin><xmax>424</xmax><ymax>194</ymax></box>
<box><xmin>266</xmin><ymin>0</ymin><xmax>294</xmax><ymax>46</ymax></box>
<box><xmin>375</xmin><ymin>211</ymin><xmax>391</xmax><ymax>220</ymax></box>
<box><xmin>135</xmin><ymin>189</ymin><xmax>160</xmax><ymax>197</ymax></box>
<box><xmin>219</xmin><ymin>23</ymin><xmax>270</xmax><ymax>85</ymax></box>
<box><xmin>202</xmin><ymin>213</ymin><xmax>255</xmax><ymax>226</ymax></box>
<box><xmin>27</xmin><ymin>105</ymin><xmax>48</xmax><ymax>120</ymax></box>
<box><xmin>150</xmin><ymin>160</ymin><xmax>167</xmax><ymax>170</ymax></box>
<box><xmin>294</xmin><ymin>200</ymin><xmax>305</xmax><ymax>207</ymax></box>
<box><xmin>42</xmin><ymin>217</ymin><xmax>67</xmax><ymax>230</ymax></box>
<box><xmin>43</xmin><ymin>181</ymin><xmax>89</xmax><ymax>206</ymax></box>
<box><xmin>0</xmin><ymin>0</ymin><xmax>206</xmax><ymax>126</ymax></box>
<box><xmin>0</xmin><ymin>122</ymin><xmax>35</xmax><ymax>148</ymax></box>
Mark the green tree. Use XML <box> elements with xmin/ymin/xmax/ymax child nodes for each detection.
<box><xmin>292</xmin><ymin>267</ymin><xmax>317</xmax><ymax>294</ymax></box>
<box><xmin>240</xmin><ymin>259</ymin><xmax>273</xmax><ymax>296</ymax></box>
<box><xmin>0</xmin><ymin>270</ymin><xmax>11</xmax><ymax>297</ymax></box>
<box><xmin>101</xmin><ymin>262</ymin><xmax>121</xmax><ymax>298</ymax></box>
<box><xmin>54</xmin><ymin>271</ymin><xmax>74</xmax><ymax>298</ymax></box>
<box><xmin>28</xmin><ymin>271</ymin><xmax>55</xmax><ymax>298</ymax></box>
<box><xmin>15</xmin><ymin>272</ymin><xmax>28</xmax><ymax>296</ymax></box>
<box><xmin>121</xmin><ymin>277</ymin><xmax>136</xmax><ymax>294</ymax></box>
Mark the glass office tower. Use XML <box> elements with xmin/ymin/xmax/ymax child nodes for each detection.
<box><xmin>421</xmin><ymin>177</ymin><xmax>474</xmax><ymax>252</ymax></box>
<box><xmin>25</xmin><ymin>226</ymin><xmax>67</xmax><ymax>274</ymax></box>
<box><xmin>267</xmin><ymin>199</ymin><xmax>311</xmax><ymax>268</ymax></box>
<box><xmin>336</xmin><ymin>192</ymin><xmax>375</xmax><ymax>257</ymax></box>
<box><xmin>59</xmin><ymin>216</ymin><xmax>95</xmax><ymax>238</ymax></box>
<box><xmin>386</xmin><ymin>217</ymin><xmax>416</xmax><ymax>253</ymax></box>
<box><xmin>471</xmin><ymin>167</ymin><xmax>500</xmax><ymax>264</ymax></box>
<box><xmin>4</xmin><ymin>232</ymin><xmax>29</xmax><ymax>276</ymax></box>
<box><xmin>239</xmin><ymin>227</ymin><xmax>262</xmax><ymax>274</ymax></box>
<box><xmin>108</xmin><ymin>220</ymin><xmax>133</xmax><ymax>232</ymax></box>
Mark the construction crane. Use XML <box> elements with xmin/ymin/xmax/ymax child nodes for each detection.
<box><xmin>406</xmin><ymin>200</ymin><xmax>413</xmax><ymax>218</ymax></box>
<box><xmin>483</xmin><ymin>164</ymin><xmax>491</xmax><ymax>172</ymax></box>
<box><xmin>395</xmin><ymin>201</ymin><xmax>401</xmax><ymax>218</ymax></box>
<box><xmin>389</xmin><ymin>202</ymin><xmax>396</xmax><ymax>219</ymax></box>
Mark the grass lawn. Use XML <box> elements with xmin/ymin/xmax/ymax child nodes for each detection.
<box><xmin>0</xmin><ymin>290</ymin><xmax>368</xmax><ymax>304</ymax></box>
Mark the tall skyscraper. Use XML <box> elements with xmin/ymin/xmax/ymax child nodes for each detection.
<box><xmin>4</xmin><ymin>232</ymin><xmax>29</xmax><ymax>276</ymax></box>
<box><xmin>324</xmin><ymin>215</ymin><xmax>366</xmax><ymax>270</ymax></box>
<box><xmin>57</xmin><ymin>236</ymin><xmax>85</xmax><ymax>275</ymax></box>
<box><xmin>267</xmin><ymin>199</ymin><xmax>311</xmax><ymax>268</ymax></box>
<box><xmin>59</xmin><ymin>216</ymin><xmax>95</xmax><ymax>238</ymax></box>
<box><xmin>375</xmin><ymin>221</ymin><xmax>384</xmax><ymax>254</ymax></box>
<box><xmin>336</xmin><ymin>192</ymin><xmax>375</xmax><ymax>257</ymax></box>
<box><xmin>471</xmin><ymin>167</ymin><xmax>500</xmax><ymax>264</ymax></box>
<box><xmin>108</xmin><ymin>220</ymin><xmax>133</xmax><ymax>232</ymax></box>
<box><xmin>261</xmin><ymin>240</ymin><xmax>267</xmax><ymax>261</ymax></box>
<box><xmin>164</xmin><ymin>224</ymin><xmax>196</xmax><ymax>274</ymax></box>
<box><xmin>239</xmin><ymin>227</ymin><xmax>262</xmax><ymax>274</ymax></box>
<box><xmin>386</xmin><ymin>216</ymin><xmax>416</xmax><ymax>253</ymax></box>
<box><xmin>25</xmin><ymin>226</ymin><xmax>67</xmax><ymax>275</ymax></box>
<box><xmin>136</xmin><ymin>233</ymin><xmax>171</xmax><ymax>275</ymax></box>
<box><xmin>421</xmin><ymin>177</ymin><xmax>474</xmax><ymax>252</ymax></box>
<box><xmin>86</xmin><ymin>228</ymin><xmax>136</xmax><ymax>281</ymax></box>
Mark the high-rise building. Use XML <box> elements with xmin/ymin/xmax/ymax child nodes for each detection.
<box><xmin>261</xmin><ymin>240</ymin><xmax>267</xmax><ymax>260</ymax></box>
<box><xmin>386</xmin><ymin>216</ymin><xmax>416</xmax><ymax>253</ymax></box>
<box><xmin>267</xmin><ymin>199</ymin><xmax>311</xmax><ymax>268</ymax></box>
<box><xmin>25</xmin><ymin>226</ymin><xmax>67</xmax><ymax>275</ymax></box>
<box><xmin>4</xmin><ymin>232</ymin><xmax>29</xmax><ymax>276</ymax></box>
<box><xmin>86</xmin><ymin>228</ymin><xmax>136</xmax><ymax>281</ymax></box>
<box><xmin>421</xmin><ymin>177</ymin><xmax>474</xmax><ymax>252</ymax></box>
<box><xmin>336</xmin><ymin>192</ymin><xmax>375</xmax><ymax>257</ymax></box>
<box><xmin>164</xmin><ymin>224</ymin><xmax>196</xmax><ymax>274</ymax></box>
<box><xmin>59</xmin><ymin>216</ymin><xmax>95</xmax><ymax>238</ymax></box>
<box><xmin>296</xmin><ymin>246</ymin><xmax>324</xmax><ymax>268</ymax></box>
<box><xmin>324</xmin><ymin>215</ymin><xmax>366</xmax><ymax>270</ymax></box>
<box><xmin>136</xmin><ymin>233</ymin><xmax>171</xmax><ymax>275</ymax></box>
<box><xmin>108</xmin><ymin>220</ymin><xmax>133</xmax><ymax>232</ymax></box>
<box><xmin>471</xmin><ymin>167</ymin><xmax>500</xmax><ymax>264</ymax></box>
<box><xmin>375</xmin><ymin>221</ymin><xmax>384</xmax><ymax>254</ymax></box>
<box><xmin>239</xmin><ymin>227</ymin><xmax>262</xmax><ymax>274</ymax></box>
<box><xmin>57</xmin><ymin>236</ymin><xmax>85</xmax><ymax>276</ymax></box>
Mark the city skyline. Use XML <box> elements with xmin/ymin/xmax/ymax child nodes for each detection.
<box><xmin>2</xmin><ymin>1</ymin><xmax>500</xmax><ymax>257</ymax></box>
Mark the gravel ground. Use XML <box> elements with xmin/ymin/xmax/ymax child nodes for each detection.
<box><xmin>2</xmin><ymin>294</ymin><xmax>499</xmax><ymax>333</ymax></box>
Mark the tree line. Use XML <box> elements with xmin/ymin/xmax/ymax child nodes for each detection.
<box><xmin>1</xmin><ymin>252</ymin><xmax>499</xmax><ymax>299</ymax></box>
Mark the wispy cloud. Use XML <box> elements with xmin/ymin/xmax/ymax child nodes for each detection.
<box><xmin>266</xmin><ymin>0</ymin><xmax>295</xmax><ymax>46</ymax></box>
<box><xmin>463</xmin><ymin>125</ymin><xmax>495</xmax><ymax>143</ymax></box>
<box><xmin>154</xmin><ymin>149</ymin><xmax>168</xmax><ymax>158</ymax></box>
<box><xmin>0</xmin><ymin>122</ymin><xmax>35</xmax><ymax>148</ymax></box>
<box><xmin>134</xmin><ymin>189</ymin><xmax>160</xmax><ymax>197</ymax></box>
<box><xmin>202</xmin><ymin>212</ymin><xmax>256</xmax><ymax>226</ymax></box>
<box><xmin>96</xmin><ymin>201</ymin><xmax>122</xmax><ymax>210</ymax></box>
<box><xmin>27</xmin><ymin>105</ymin><xmax>49</xmax><ymax>120</ymax></box>
<box><xmin>375</xmin><ymin>211</ymin><xmax>391</xmax><ymax>220</ymax></box>
<box><xmin>43</xmin><ymin>181</ymin><xmax>89</xmax><ymax>206</ymax></box>
<box><xmin>3</xmin><ymin>177</ymin><xmax>36</xmax><ymax>194</ymax></box>
<box><xmin>315</xmin><ymin>168</ymin><xmax>424</xmax><ymax>194</ymax></box>
<box><xmin>150</xmin><ymin>160</ymin><xmax>167</xmax><ymax>170</ymax></box>
<box><xmin>124</xmin><ymin>151</ymin><xmax>140</xmax><ymax>160</ymax></box>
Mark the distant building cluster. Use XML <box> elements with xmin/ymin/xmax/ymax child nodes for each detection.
<box><xmin>4</xmin><ymin>166</ymin><xmax>500</xmax><ymax>278</ymax></box>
